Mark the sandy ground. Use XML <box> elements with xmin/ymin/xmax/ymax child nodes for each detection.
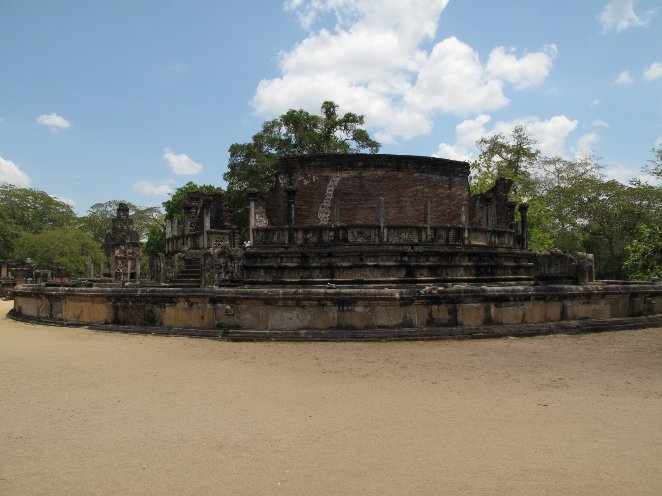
<box><xmin>0</xmin><ymin>300</ymin><xmax>661</xmax><ymax>495</ymax></box>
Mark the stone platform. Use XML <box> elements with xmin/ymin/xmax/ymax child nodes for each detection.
<box><xmin>11</xmin><ymin>283</ymin><xmax>662</xmax><ymax>341</ymax></box>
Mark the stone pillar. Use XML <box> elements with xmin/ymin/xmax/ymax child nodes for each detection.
<box><xmin>109</xmin><ymin>253</ymin><xmax>116</xmax><ymax>281</ymax></box>
<box><xmin>507</xmin><ymin>201</ymin><xmax>517</xmax><ymax>230</ymax></box>
<box><xmin>378</xmin><ymin>197</ymin><xmax>385</xmax><ymax>243</ymax></box>
<box><xmin>519</xmin><ymin>203</ymin><xmax>529</xmax><ymax>250</ymax></box>
<box><xmin>461</xmin><ymin>203</ymin><xmax>469</xmax><ymax>245</ymax></box>
<box><xmin>484</xmin><ymin>198</ymin><xmax>493</xmax><ymax>228</ymax></box>
<box><xmin>158</xmin><ymin>253</ymin><xmax>166</xmax><ymax>283</ymax></box>
<box><xmin>247</xmin><ymin>188</ymin><xmax>257</xmax><ymax>245</ymax></box>
<box><xmin>424</xmin><ymin>199</ymin><xmax>431</xmax><ymax>241</ymax></box>
<box><xmin>203</xmin><ymin>209</ymin><xmax>211</xmax><ymax>248</ymax></box>
<box><xmin>136</xmin><ymin>256</ymin><xmax>141</xmax><ymax>282</ymax></box>
<box><xmin>86</xmin><ymin>254</ymin><xmax>93</xmax><ymax>278</ymax></box>
<box><xmin>286</xmin><ymin>186</ymin><xmax>297</xmax><ymax>245</ymax></box>
<box><xmin>332</xmin><ymin>199</ymin><xmax>340</xmax><ymax>225</ymax></box>
<box><xmin>172</xmin><ymin>218</ymin><xmax>178</xmax><ymax>236</ymax></box>
<box><xmin>127</xmin><ymin>259</ymin><xmax>132</xmax><ymax>283</ymax></box>
<box><xmin>166</xmin><ymin>219</ymin><xmax>172</xmax><ymax>239</ymax></box>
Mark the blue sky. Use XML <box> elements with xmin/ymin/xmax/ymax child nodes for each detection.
<box><xmin>1</xmin><ymin>0</ymin><xmax>660</xmax><ymax>214</ymax></box>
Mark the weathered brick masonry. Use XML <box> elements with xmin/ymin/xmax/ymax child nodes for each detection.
<box><xmin>264</xmin><ymin>154</ymin><xmax>471</xmax><ymax>226</ymax></box>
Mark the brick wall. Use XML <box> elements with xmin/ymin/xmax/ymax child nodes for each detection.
<box><xmin>263</xmin><ymin>154</ymin><xmax>471</xmax><ymax>226</ymax></box>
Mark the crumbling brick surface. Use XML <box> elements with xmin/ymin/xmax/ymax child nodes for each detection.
<box><xmin>264</xmin><ymin>154</ymin><xmax>471</xmax><ymax>226</ymax></box>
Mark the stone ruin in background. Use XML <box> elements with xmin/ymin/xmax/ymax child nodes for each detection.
<box><xmin>155</xmin><ymin>154</ymin><xmax>595</xmax><ymax>287</ymax></box>
<box><xmin>103</xmin><ymin>203</ymin><xmax>142</xmax><ymax>282</ymax></box>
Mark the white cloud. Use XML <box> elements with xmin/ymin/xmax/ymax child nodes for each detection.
<box><xmin>644</xmin><ymin>62</ymin><xmax>662</xmax><ymax>81</ymax></box>
<box><xmin>254</xmin><ymin>1</ymin><xmax>556</xmax><ymax>141</ymax></box>
<box><xmin>434</xmin><ymin>114</ymin><xmax>491</xmax><ymax>160</ymax></box>
<box><xmin>599</xmin><ymin>0</ymin><xmax>652</xmax><ymax>32</ymax></box>
<box><xmin>36</xmin><ymin>113</ymin><xmax>71</xmax><ymax>130</ymax></box>
<box><xmin>435</xmin><ymin>114</ymin><xmax>578</xmax><ymax>161</ymax></box>
<box><xmin>407</xmin><ymin>37</ymin><xmax>510</xmax><ymax>115</ymax></box>
<box><xmin>486</xmin><ymin>45</ymin><xmax>556</xmax><ymax>89</ymax></box>
<box><xmin>592</xmin><ymin>119</ymin><xmax>609</xmax><ymax>127</ymax></box>
<box><xmin>492</xmin><ymin>115</ymin><xmax>578</xmax><ymax>157</ymax></box>
<box><xmin>574</xmin><ymin>133</ymin><xmax>600</xmax><ymax>158</ymax></box>
<box><xmin>590</xmin><ymin>99</ymin><xmax>601</xmax><ymax>108</ymax></box>
<box><xmin>55</xmin><ymin>196</ymin><xmax>76</xmax><ymax>208</ymax></box>
<box><xmin>163</xmin><ymin>148</ymin><xmax>203</xmax><ymax>175</ymax></box>
<box><xmin>0</xmin><ymin>155</ymin><xmax>31</xmax><ymax>187</ymax></box>
<box><xmin>134</xmin><ymin>180</ymin><xmax>175</xmax><ymax>195</ymax></box>
<box><xmin>605</xmin><ymin>164</ymin><xmax>639</xmax><ymax>184</ymax></box>
<box><xmin>614</xmin><ymin>70</ymin><xmax>634</xmax><ymax>85</ymax></box>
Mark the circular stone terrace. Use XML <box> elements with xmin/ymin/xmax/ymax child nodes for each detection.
<box><xmin>10</xmin><ymin>154</ymin><xmax>662</xmax><ymax>340</ymax></box>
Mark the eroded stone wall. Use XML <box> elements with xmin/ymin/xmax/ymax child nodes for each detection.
<box><xmin>264</xmin><ymin>154</ymin><xmax>471</xmax><ymax>227</ymax></box>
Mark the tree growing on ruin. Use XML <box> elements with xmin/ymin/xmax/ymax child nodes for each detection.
<box><xmin>224</xmin><ymin>101</ymin><xmax>381</xmax><ymax>226</ymax></box>
<box><xmin>162</xmin><ymin>181</ymin><xmax>220</xmax><ymax>224</ymax></box>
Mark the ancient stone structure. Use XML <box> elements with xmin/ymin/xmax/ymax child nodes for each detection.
<box><xmin>103</xmin><ymin>203</ymin><xmax>141</xmax><ymax>282</ymax></box>
<box><xmin>154</xmin><ymin>154</ymin><xmax>594</xmax><ymax>287</ymax></box>
<box><xmin>244</xmin><ymin>154</ymin><xmax>531</xmax><ymax>284</ymax></box>
<box><xmin>159</xmin><ymin>189</ymin><xmax>240</xmax><ymax>287</ymax></box>
<box><xmin>0</xmin><ymin>259</ymin><xmax>36</xmax><ymax>297</ymax></box>
<box><xmin>13</xmin><ymin>153</ymin><xmax>659</xmax><ymax>341</ymax></box>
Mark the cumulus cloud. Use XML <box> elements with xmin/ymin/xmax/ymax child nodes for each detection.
<box><xmin>605</xmin><ymin>164</ymin><xmax>640</xmax><ymax>184</ymax></box>
<box><xmin>574</xmin><ymin>133</ymin><xmax>600</xmax><ymax>158</ymax></box>
<box><xmin>254</xmin><ymin>0</ymin><xmax>556</xmax><ymax>141</ymax></box>
<box><xmin>614</xmin><ymin>70</ymin><xmax>634</xmax><ymax>85</ymax></box>
<box><xmin>0</xmin><ymin>155</ymin><xmax>31</xmax><ymax>187</ymax></box>
<box><xmin>644</xmin><ymin>62</ymin><xmax>662</xmax><ymax>81</ymax></box>
<box><xmin>435</xmin><ymin>114</ymin><xmax>578</xmax><ymax>161</ymax></box>
<box><xmin>134</xmin><ymin>180</ymin><xmax>175</xmax><ymax>195</ymax></box>
<box><xmin>486</xmin><ymin>45</ymin><xmax>556</xmax><ymax>89</ymax></box>
<box><xmin>599</xmin><ymin>0</ymin><xmax>653</xmax><ymax>32</ymax></box>
<box><xmin>434</xmin><ymin>114</ymin><xmax>491</xmax><ymax>160</ymax></box>
<box><xmin>36</xmin><ymin>113</ymin><xmax>71</xmax><ymax>130</ymax></box>
<box><xmin>592</xmin><ymin>119</ymin><xmax>609</xmax><ymax>128</ymax></box>
<box><xmin>163</xmin><ymin>148</ymin><xmax>203</xmax><ymax>175</ymax></box>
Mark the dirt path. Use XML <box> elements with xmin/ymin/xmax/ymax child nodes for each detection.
<box><xmin>1</xmin><ymin>299</ymin><xmax>661</xmax><ymax>495</ymax></box>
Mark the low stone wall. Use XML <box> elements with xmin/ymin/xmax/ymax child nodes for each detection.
<box><xmin>10</xmin><ymin>283</ymin><xmax>662</xmax><ymax>340</ymax></box>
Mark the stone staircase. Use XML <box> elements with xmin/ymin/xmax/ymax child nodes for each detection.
<box><xmin>170</xmin><ymin>257</ymin><xmax>202</xmax><ymax>288</ymax></box>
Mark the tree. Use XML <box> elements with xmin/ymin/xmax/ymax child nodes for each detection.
<box><xmin>623</xmin><ymin>224</ymin><xmax>662</xmax><ymax>280</ymax></box>
<box><xmin>142</xmin><ymin>224</ymin><xmax>166</xmax><ymax>261</ymax></box>
<box><xmin>468</xmin><ymin>127</ymin><xmax>662</xmax><ymax>278</ymax></box>
<box><xmin>224</xmin><ymin>101</ymin><xmax>381</xmax><ymax>226</ymax></box>
<box><xmin>644</xmin><ymin>145</ymin><xmax>662</xmax><ymax>180</ymax></box>
<box><xmin>0</xmin><ymin>208</ymin><xmax>19</xmax><ymax>259</ymax></box>
<box><xmin>471</xmin><ymin>125</ymin><xmax>540</xmax><ymax>199</ymax></box>
<box><xmin>0</xmin><ymin>183</ymin><xmax>77</xmax><ymax>233</ymax></box>
<box><xmin>79</xmin><ymin>200</ymin><xmax>163</xmax><ymax>243</ymax></box>
<box><xmin>14</xmin><ymin>227</ymin><xmax>104</xmax><ymax>279</ymax></box>
<box><xmin>162</xmin><ymin>181</ymin><xmax>220</xmax><ymax>224</ymax></box>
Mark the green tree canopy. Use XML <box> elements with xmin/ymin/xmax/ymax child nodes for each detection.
<box><xmin>470</xmin><ymin>125</ymin><xmax>540</xmax><ymax>199</ymax></box>
<box><xmin>470</xmin><ymin>127</ymin><xmax>662</xmax><ymax>279</ymax></box>
<box><xmin>623</xmin><ymin>224</ymin><xmax>662</xmax><ymax>280</ymax></box>
<box><xmin>0</xmin><ymin>183</ymin><xmax>77</xmax><ymax>234</ymax></box>
<box><xmin>223</xmin><ymin>100</ymin><xmax>381</xmax><ymax>226</ymax></box>
<box><xmin>79</xmin><ymin>200</ymin><xmax>163</xmax><ymax>243</ymax></box>
<box><xmin>0</xmin><ymin>208</ymin><xmax>20</xmax><ymax>259</ymax></box>
<box><xmin>14</xmin><ymin>227</ymin><xmax>104</xmax><ymax>279</ymax></box>
<box><xmin>162</xmin><ymin>181</ymin><xmax>220</xmax><ymax>223</ymax></box>
<box><xmin>644</xmin><ymin>145</ymin><xmax>661</xmax><ymax>180</ymax></box>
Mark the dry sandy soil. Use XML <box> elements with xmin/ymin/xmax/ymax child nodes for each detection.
<box><xmin>1</xmin><ymin>299</ymin><xmax>661</xmax><ymax>495</ymax></box>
